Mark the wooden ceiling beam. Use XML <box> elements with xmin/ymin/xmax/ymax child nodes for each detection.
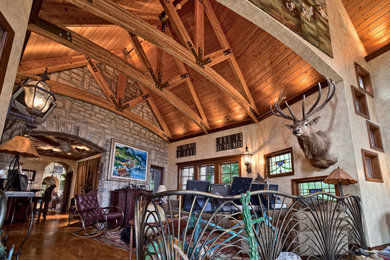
<box><xmin>166</xmin><ymin>74</ymin><xmax>187</xmax><ymax>89</ymax></box>
<box><xmin>194</xmin><ymin>0</ymin><xmax>205</xmax><ymax>52</ymax></box>
<box><xmin>65</xmin><ymin>0</ymin><xmax>258</xmax><ymax>122</ymax></box>
<box><xmin>204</xmin><ymin>0</ymin><xmax>259</xmax><ymax>115</ymax></box>
<box><xmin>124</xmin><ymin>93</ymin><xmax>150</xmax><ymax>109</ymax></box>
<box><xmin>117</xmin><ymin>73</ymin><xmax>127</xmax><ymax>102</ymax></box>
<box><xmin>85</xmin><ymin>56</ymin><xmax>117</xmax><ymax>103</ymax></box>
<box><xmin>18</xmin><ymin>49</ymin><xmax>124</xmax><ymax>75</ymax></box>
<box><xmin>204</xmin><ymin>49</ymin><xmax>232</xmax><ymax>67</ymax></box>
<box><xmin>28</xmin><ymin>18</ymin><xmax>208</xmax><ymax>133</ymax></box>
<box><xmin>166</xmin><ymin>27</ymin><xmax>209</xmax><ymax>129</ymax></box>
<box><xmin>47</xmin><ymin>80</ymin><xmax>170</xmax><ymax>141</ymax></box>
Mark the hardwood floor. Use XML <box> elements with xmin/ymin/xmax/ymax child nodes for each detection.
<box><xmin>4</xmin><ymin>213</ymin><xmax>131</xmax><ymax>260</ymax></box>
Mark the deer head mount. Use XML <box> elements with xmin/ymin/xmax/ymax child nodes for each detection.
<box><xmin>270</xmin><ymin>78</ymin><xmax>338</xmax><ymax>169</ymax></box>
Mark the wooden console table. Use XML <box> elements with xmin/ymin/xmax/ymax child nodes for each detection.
<box><xmin>110</xmin><ymin>189</ymin><xmax>149</xmax><ymax>227</ymax></box>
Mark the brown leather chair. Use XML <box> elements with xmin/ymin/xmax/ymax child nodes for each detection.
<box><xmin>33</xmin><ymin>184</ymin><xmax>56</xmax><ymax>222</ymax></box>
<box><xmin>69</xmin><ymin>191</ymin><xmax>123</xmax><ymax>238</ymax></box>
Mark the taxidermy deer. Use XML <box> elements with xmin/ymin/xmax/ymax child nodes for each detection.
<box><xmin>270</xmin><ymin>78</ymin><xmax>338</xmax><ymax>169</ymax></box>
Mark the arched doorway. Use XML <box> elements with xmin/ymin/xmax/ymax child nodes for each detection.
<box><xmin>42</xmin><ymin>162</ymin><xmax>72</xmax><ymax>211</ymax></box>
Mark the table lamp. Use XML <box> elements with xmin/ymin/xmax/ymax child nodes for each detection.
<box><xmin>323</xmin><ymin>167</ymin><xmax>358</xmax><ymax>197</ymax></box>
<box><xmin>0</xmin><ymin>136</ymin><xmax>39</xmax><ymax>191</ymax></box>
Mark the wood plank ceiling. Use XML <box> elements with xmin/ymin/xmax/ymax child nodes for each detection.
<box><xmin>18</xmin><ymin>0</ymin><xmax>329</xmax><ymax>142</ymax></box>
<box><xmin>341</xmin><ymin>0</ymin><xmax>390</xmax><ymax>56</ymax></box>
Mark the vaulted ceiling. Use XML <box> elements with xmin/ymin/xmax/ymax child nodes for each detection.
<box><xmin>17</xmin><ymin>0</ymin><xmax>389</xmax><ymax>144</ymax></box>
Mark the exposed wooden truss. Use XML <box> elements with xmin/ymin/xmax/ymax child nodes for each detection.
<box><xmin>47</xmin><ymin>80</ymin><xmax>170</xmax><ymax>141</ymax></box>
<box><xmin>203</xmin><ymin>0</ymin><xmax>258</xmax><ymax>114</ymax></box>
<box><xmin>28</xmin><ymin>18</ymin><xmax>208</xmax><ymax>134</ymax></box>
<box><xmin>65</xmin><ymin>0</ymin><xmax>259</xmax><ymax>123</ymax></box>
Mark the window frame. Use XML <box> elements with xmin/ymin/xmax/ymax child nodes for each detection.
<box><xmin>291</xmin><ymin>176</ymin><xmax>340</xmax><ymax>196</ymax></box>
<box><xmin>351</xmin><ymin>85</ymin><xmax>370</xmax><ymax>119</ymax></box>
<box><xmin>354</xmin><ymin>63</ymin><xmax>373</xmax><ymax>97</ymax></box>
<box><xmin>361</xmin><ymin>149</ymin><xmax>383</xmax><ymax>183</ymax></box>
<box><xmin>366</xmin><ymin>121</ymin><xmax>384</xmax><ymax>152</ymax></box>
<box><xmin>177</xmin><ymin>155</ymin><xmax>242</xmax><ymax>189</ymax></box>
<box><xmin>0</xmin><ymin>11</ymin><xmax>15</xmax><ymax>95</ymax></box>
<box><xmin>264</xmin><ymin>147</ymin><xmax>294</xmax><ymax>178</ymax></box>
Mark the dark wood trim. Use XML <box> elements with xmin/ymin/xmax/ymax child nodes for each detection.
<box><xmin>365</xmin><ymin>43</ymin><xmax>390</xmax><ymax>62</ymax></box>
<box><xmin>368</xmin><ymin>243</ymin><xmax>390</xmax><ymax>251</ymax></box>
<box><xmin>366</xmin><ymin>121</ymin><xmax>384</xmax><ymax>152</ymax></box>
<box><xmin>177</xmin><ymin>155</ymin><xmax>242</xmax><ymax>189</ymax></box>
<box><xmin>354</xmin><ymin>63</ymin><xmax>374</xmax><ymax>97</ymax></box>
<box><xmin>361</xmin><ymin>149</ymin><xmax>383</xmax><ymax>183</ymax></box>
<box><xmin>0</xmin><ymin>10</ymin><xmax>15</xmax><ymax>95</ymax></box>
<box><xmin>150</xmin><ymin>165</ymin><xmax>164</xmax><ymax>187</ymax></box>
<box><xmin>351</xmin><ymin>85</ymin><xmax>370</xmax><ymax>119</ymax></box>
<box><xmin>291</xmin><ymin>175</ymin><xmax>340</xmax><ymax>196</ymax></box>
<box><xmin>264</xmin><ymin>147</ymin><xmax>294</xmax><ymax>178</ymax></box>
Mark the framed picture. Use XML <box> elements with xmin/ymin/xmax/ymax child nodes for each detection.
<box><xmin>108</xmin><ymin>140</ymin><xmax>149</xmax><ymax>182</ymax></box>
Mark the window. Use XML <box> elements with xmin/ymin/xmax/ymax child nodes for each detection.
<box><xmin>199</xmin><ymin>165</ymin><xmax>214</xmax><ymax>183</ymax></box>
<box><xmin>264</xmin><ymin>148</ymin><xmax>294</xmax><ymax>178</ymax></box>
<box><xmin>362</xmin><ymin>149</ymin><xmax>382</xmax><ymax>182</ymax></box>
<box><xmin>221</xmin><ymin>162</ymin><xmax>239</xmax><ymax>184</ymax></box>
<box><xmin>355</xmin><ymin>63</ymin><xmax>373</xmax><ymax>96</ymax></box>
<box><xmin>177</xmin><ymin>155</ymin><xmax>241</xmax><ymax>189</ymax></box>
<box><xmin>292</xmin><ymin>176</ymin><xmax>339</xmax><ymax>197</ymax></box>
<box><xmin>179</xmin><ymin>166</ymin><xmax>194</xmax><ymax>190</ymax></box>
<box><xmin>351</xmin><ymin>85</ymin><xmax>370</xmax><ymax>119</ymax></box>
<box><xmin>366</xmin><ymin>121</ymin><xmax>384</xmax><ymax>152</ymax></box>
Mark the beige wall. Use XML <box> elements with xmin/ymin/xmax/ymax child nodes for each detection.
<box><xmin>0</xmin><ymin>0</ymin><xmax>33</xmax><ymax>137</ymax></box>
<box><xmin>175</xmin><ymin>0</ymin><xmax>390</xmax><ymax>247</ymax></box>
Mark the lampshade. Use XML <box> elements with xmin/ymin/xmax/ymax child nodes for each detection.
<box><xmin>323</xmin><ymin>167</ymin><xmax>358</xmax><ymax>185</ymax></box>
<box><xmin>156</xmin><ymin>185</ymin><xmax>167</xmax><ymax>193</ymax></box>
<box><xmin>0</xmin><ymin>136</ymin><xmax>39</xmax><ymax>158</ymax></box>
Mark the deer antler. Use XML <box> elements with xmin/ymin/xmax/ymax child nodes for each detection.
<box><xmin>303</xmin><ymin>77</ymin><xmax>336</xmax><ymax>119</ymax></box>
<box><xmin>270</xmin><ymin>90</ymin><xmax>299</xmax><ymax>122</ymax></box>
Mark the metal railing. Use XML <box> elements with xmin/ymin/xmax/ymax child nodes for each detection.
<box><xmin>135</xmin><ymin>190</ymin><xmax>367</xmax><ymax>260</ymax></box>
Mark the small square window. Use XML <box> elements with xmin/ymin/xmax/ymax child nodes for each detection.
<box><xmin>355</xmin><ymin>63</ymin><xmax>373</xmax><ymax>96</ymax></box>
<box><xmin>264</xmin><ymin>147</ymin><xmax>294</xmax><ymax>178</ymax></box>
<box><xmin>351</xmin><ymin>85</ymin><xmax>370</xmax><ymax>119</ymax></box>
<box><xmin>361</xmin><ymin>149</ymin><xmax>382</xmax><ymax>182</ymax></box>
<box><xmin>366</xmin><ymin>121</ymin><xmax>384</xmax><ymax>152</ymax></box>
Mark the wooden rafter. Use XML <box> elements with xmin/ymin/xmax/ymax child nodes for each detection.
<box><xmin>117</xmin><ymin>73</ymin><xmax>126</xmax><ymax>102</ymax></box>
<box><xmin>128</xmin><ymin>33</ymin><xmax>169</xmax><ymax>90</ymax></box>
<box><xmin>28</xmin><ymin>18</ymin><xmax>208</xmax><ymax>133</ymax></box>
<box><xmin>203</xmin><ymin>0</ymin><xmax>258</xmax><ymax>114</ymax></box>
<box><xmin>194</xmin><ymin>0</ymin><xmax>204</xmax><ymax>52</ymax></box>
<box><xmin>47</xmin><ymin>80</ymin><xmax>170</xmax><ymax>141</ymax></box>
<box><xmin>165</xmin><ymin>27</ymin><xmax>209</xmax><ymax>129</ymax></box>
<box><xmin>204</xmin><ymin>48</ymin><xmax>232</xmax><ymax>67</ymax></box>
<box><xmin>85</xmin><ymin>56</ymin><xmax>116</xmax><ymax>102</ymax></box>
<box><xmin>65</xmin><ymin>0</ymin><xmax>259</xmax><ymax>123</ymax></box>
<box><xmin>166</xmin><ymin>74</ymin><xmax>188</xmax><ymax>89</ymax></box>
<box><xmin>125</xmin><ymin>93</ymin><xmax>150</xmax><ymax>109</ymax></box>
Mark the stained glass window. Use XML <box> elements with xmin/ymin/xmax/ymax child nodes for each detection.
<box><xmin>265</xmin><ymin>148</ymin><xmax>294</xmax><ymax>177</ymax></box>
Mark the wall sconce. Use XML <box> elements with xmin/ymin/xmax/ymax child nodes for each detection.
<box><xmin>242</xmin><ymin>145</ymin><xmax>252</xmax><ymax>174</ymax></box>
<box><xmin>7</xmin><ymin>69</ymin><xmax>56</xmax><ymax>127</ymax></box>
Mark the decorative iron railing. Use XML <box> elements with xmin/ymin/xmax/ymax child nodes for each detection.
<box><xmin>135</xmin><ymin>190</ymin><xmax>367</xmax><ymax>260</ymax></box>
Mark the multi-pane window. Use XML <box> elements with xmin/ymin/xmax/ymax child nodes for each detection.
<box><xmin>221</xmin><ymin>162</ymin><xmax>239</xmax><ymax>184</ymax></box>
<box><xmin>292</xmin><ymin>176</ymin><xmax>339</xmax><ymax>200</ymax></box>
<box><xmin>180</xmin><ymin>166</ymin><xmax>194</xmax><ymax>190</ymax></box>
<box><xmin>199</xmin><ymin>165</ymin><xmax>215</xmax><ymax>184</ymax></box>
<box><xmin>265</xmin><ymin>148</ymin><xmax>294</xmax><ymax>178</ymax></box>
<box><xmin>298</xmin><ymin>181</ymin><xmax>336</xmax><ymax>196</ymax></box>
<box><xmin>177</xmin><ymin>155</ymin><xmax>241</xmax><ymax>189</ymax></box>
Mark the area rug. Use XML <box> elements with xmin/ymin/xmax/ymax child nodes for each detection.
<box><xmin>93</xmin><ymin>229</ymin><xmax>130</xmax><ymax>252</ymax></box>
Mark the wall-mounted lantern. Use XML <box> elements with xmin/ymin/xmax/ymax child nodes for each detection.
<box><xmin>242</xmin><ymin>145</ymin><xmax>253</xmax><ymax>174</ymax></box>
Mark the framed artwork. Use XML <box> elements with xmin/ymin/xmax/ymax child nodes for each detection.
<box><xmin>108</xmin><ymin>140</ymin><xmax>149</xmax><ymax>182</ymax></box>
<box><xmin>0</xmin><ymin>11</ymin><xmax>15</xmax><ymax>95</ymax></box>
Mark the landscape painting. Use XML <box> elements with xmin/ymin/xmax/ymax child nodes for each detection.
<box><xmin>249</xmin><ymin>0</ymin><xmax>333</xmax><ymax>57</ymax></box>
<box><xmin>108</xmin><ymin>140</ymin><xmax>148</xmax><ymax>182</ymax></box>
